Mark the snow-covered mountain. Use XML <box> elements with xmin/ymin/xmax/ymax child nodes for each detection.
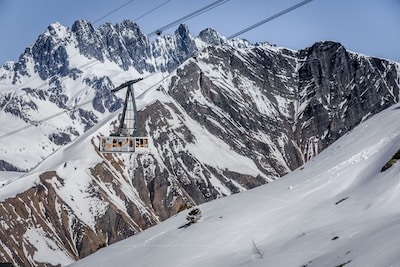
<box><xmin>68</xmin><ymin>101</ymin><xmax>400</xmax><ymax>267</ymax></box>
<box><xmin>0</xmin><ymin>19</ymin><xmax>399</xmax><ymax>266</ymax></box>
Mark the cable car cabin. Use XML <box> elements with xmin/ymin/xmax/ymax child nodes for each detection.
<box><xmin>100</xmin><ymin>136</ymin><xmax>149</xmax><ymax>153</ymax></box>
<box><xmin>99</xmin><ymin>79</ymin><xmax>149</xmax><ymax>154</ymax></box>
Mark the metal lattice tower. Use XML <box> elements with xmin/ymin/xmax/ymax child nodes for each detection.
<box><xmin>111</xmin><ymin>78</ymin><xmax>143</xmax><ymax>137</ymax></box>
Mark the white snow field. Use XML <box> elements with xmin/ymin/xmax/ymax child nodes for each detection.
<box><xmin>67</xmin><ymin>102</ymin><xmax>400</xmax><ymax>267</ymax></box>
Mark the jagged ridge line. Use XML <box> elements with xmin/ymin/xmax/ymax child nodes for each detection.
<box><xmin>0</xmin><ymin>0</ymin><xmax>168</xmax><ymax>113</ymax></box>
<box><xmin>2</xmin><ymin>0</ymin><xmax>312</xmax><ymax>140</ymax></box>
<box><xmin>1</xmin><ymin>0</ymin><xmax>229</xmax><ymax>125</ymax></box>
<box><xmin>0</xmin><ymin>21</ymin><xmax>186</xmax><ymax>141</ymax></box>
<box><xmin>2</xmin><ymin>0</ymin><xmax>225</xmax><ymax>140</ymax></box>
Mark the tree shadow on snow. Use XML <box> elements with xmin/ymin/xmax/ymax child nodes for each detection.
<box><xmin>178</xmin><ymin>222</ymin><xmax>193</xmax><ymax>229</ymax></box>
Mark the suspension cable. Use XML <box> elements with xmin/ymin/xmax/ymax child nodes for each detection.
<box><xmin>148</xmin><ymin>0</ymin><xmax>230</xmax><ymax>37</ymax></box>
<box><xmin>92</xmin><ymin>0</ymin><xmax>136</xmax><ymax>25</ymax></box>
<box><xmin>134</xmin><ymin>0</ymin><xmax>172</xmax><ymax>21</ymax></box>
<box><xmin>228</xmin><ymin>0</ymin><xmax>313</xmax><ymax>39</ymax></box>
<box><xmin>0</xmin><ymin>73</ymin><xmax>155</xmax><ymax>140</ymax></box>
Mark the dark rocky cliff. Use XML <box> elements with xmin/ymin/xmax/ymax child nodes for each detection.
<box><xmin>295</xmin><ymin>41</ymin><xmax>399</xmax><ymax>159</ymax></box>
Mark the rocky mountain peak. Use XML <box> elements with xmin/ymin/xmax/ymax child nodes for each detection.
<box><xmin>198</xmin><ymin>28</ymin><xmax>226</xmax><ymax>46</ymax></box>
<box><xmin>45</xmin><ymin>22</ymin><xmax>69</xmax><ymax>39</ymax></box>
<box><xmin>1</xmin><ymin>61</ymin><xmax>14</xmax><ymax>71</ymax></box>
<box><xmin>309</xmin><ymin>40</ymin><xmax>345</xmax><ymax>54</ymax></box>
<box><xmin>71</xmin><ymin>19</ymin><xmax>96</xmax><ymax>36</ymax></box>
<box><xmin>173</xmin><ymin>24</ymin><xmax>197</xmax><ymax>60</ymax></box>
<box><xmin>71</xmin><ymin>19</ymin><xmax>104</xmax><ymax>61</ymax></box>
<box><xmin>175</xmin><ymin>23</ymin><xmax>191</xmax><ymax>38</ymax></box>
<box><xmin>117</xmin><ymin>19</ymin><xmax>147</xmax><ymax>40</ymax></box>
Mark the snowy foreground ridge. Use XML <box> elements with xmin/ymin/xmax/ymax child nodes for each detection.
<box><xmin>69</xmin><ymin>104</ymin><xmax>400</xmax><ymax>267</ymax></box>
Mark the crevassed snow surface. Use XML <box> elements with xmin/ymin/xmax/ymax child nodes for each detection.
<box><xmin>68</xmin><ymin>104</ymin><xmax>400</xmax><ymax>267</ymax></box>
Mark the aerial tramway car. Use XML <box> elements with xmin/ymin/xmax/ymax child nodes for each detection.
<box><xmin>99</xmin><ymin>78</ymin><xmax>149</xmax><ymax>154</ymax></box>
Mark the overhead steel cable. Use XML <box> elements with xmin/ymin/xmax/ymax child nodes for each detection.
<box><xmin>134</xmin><ymin>0</ymin><xmax>173</xmax><ymax>22</ymax></box>
<box><xmin>228</xmin><ymin>0</ymin><xmax>313</xmax><ymax>39</ymax></box>
<box><xmin>0</xmin><ymin>73</ymin><xmax>155</xmax><ymax>140</ymax></box>
<box><xmin>92</xmin><ymin>0</ymin><xmax>136</xmax><ymax>25</ymax></box>
<box><xmin>0</xmin><ymin>95</ymin><xmax>98</xmax><ymax>140</ymax></box>
<box><xmin>148</xmin><ymin>0</ymin><xmax>230</xmax><ymax>37</ymax></box>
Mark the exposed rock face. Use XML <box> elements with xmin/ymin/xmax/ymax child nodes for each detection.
<box><xmin>0</xmin><ymin>19</ymin><xmax>399</xmax><ymax>266</ymax></box>
<box><xmin>139</xmin><ymin>100</ymin><xmax>267</xmax><ymax>204</ymax></box>
<box><xmin>0</xmin><ymin>160</ymin><xmax>22</xmax><ymax>172</ymax></box>
<box><xmin>168</xmin><ymin>41</ymin><xmax>400</xmax><ymax>171</ymax></box>
<box><xmin>0</xmin><ymin>167</ymin><xmax>159</xmax><ymax>266</ymax></box>
<box><xmin>295</xmin><ymin>41</ymin><xmax>400</xmax><ymax>159</ymax></box>
<box><xmin>169</xmin><ymin>45</ymin><xmax>300</xmax><ymax>176</ymax></box>
<box><xmin>198</xmin><ymin>28</ymin><xmax>227</xmax><ymax>46</ymax></box>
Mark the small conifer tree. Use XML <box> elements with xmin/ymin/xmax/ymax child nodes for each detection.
<box><xmin>186</xmin><ymin>208</ymin><xmax>202</xmax><ymax>224</ymax></box>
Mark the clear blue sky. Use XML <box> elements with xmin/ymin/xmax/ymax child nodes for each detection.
<box><xmin>0</xmin><ymin>0</ymin><xmax>399</xmax><ymax>64</ymax></box>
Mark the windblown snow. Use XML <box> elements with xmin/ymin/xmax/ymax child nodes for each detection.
<box><xmin>68</xmin><ymin>103</ymin><xmax>400</xmax><ymax>267</ymax></box>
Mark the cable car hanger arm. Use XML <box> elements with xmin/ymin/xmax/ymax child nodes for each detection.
<box><xmin>111</xmin><ymin>78</ymin><xmax>143</xmax><ymax>93</ymax></box>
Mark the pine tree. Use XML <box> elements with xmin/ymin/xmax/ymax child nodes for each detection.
<box><xmin>186</xmin><ymin>208</ymin><xmax>202</xmax><ymax>224</ymax></box>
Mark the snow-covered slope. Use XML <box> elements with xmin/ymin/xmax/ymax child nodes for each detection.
<box><xmin>69</xmin><ymin>103</ymin><xmax>400</xmax><ymax>267</ymax></box>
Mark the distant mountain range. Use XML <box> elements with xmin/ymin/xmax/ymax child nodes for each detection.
<box><xmin>0</xmin><ymin>19</ymin><xmax>399</xmax><ymax>266</ymax></box>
